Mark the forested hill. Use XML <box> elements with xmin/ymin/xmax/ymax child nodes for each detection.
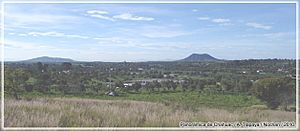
<box><xmin>178</xmin><ymin>53</ymin><xmax>219</xmax><ymax>62</ymax></box>
<box><xmin>20</xmin><ymin>56</ymin><xmax>75</xmax><ymax>63</ymax></box>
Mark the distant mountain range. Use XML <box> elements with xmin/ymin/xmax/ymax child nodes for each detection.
<box><xmin>15</xmin><ymin>53</ymin><xmax>219</xmax><ymax>63</ymax></box>
<box><xmin>178</xmin><ymin>53</ymin><xmax>219</xmax><ymax>62</ymax></box>
<box><xmin>21</xmin><ymin>56</ymin><xmax>75</xmax><ymax>63</ymax></box>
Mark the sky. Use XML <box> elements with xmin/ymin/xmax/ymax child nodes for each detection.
<box><xmin>3</xmin><ymin>3</ymin><xmax>297</xmax><ymax>62</ymax></box>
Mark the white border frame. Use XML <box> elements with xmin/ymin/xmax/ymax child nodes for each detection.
<box><xmin>0</xmin><ymin>0</ymin><xmax>299</xmax><ymax>130</ymax></box>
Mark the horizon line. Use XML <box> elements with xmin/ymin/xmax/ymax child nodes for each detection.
<box><xmin>3</xmin><ymin>55</ymin><xmax>297</xmax><ymax>63</ymax></box>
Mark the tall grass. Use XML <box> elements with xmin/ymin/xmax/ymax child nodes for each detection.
<box><xmin>4</xmin><ymin>98</ymin><xmax>296</xmax><ymax>127</ymax></box>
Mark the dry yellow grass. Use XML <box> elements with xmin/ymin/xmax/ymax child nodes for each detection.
<box><xmin>4</xmin><ymin>98</ymin><xmax>296</xmax><ymax>127</ymax></box>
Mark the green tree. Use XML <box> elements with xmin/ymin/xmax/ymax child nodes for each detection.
<box><xmin>238</xmin><ymin>79</ymin><xmax>252</xmax><ymax>93</ymax></box>
<box><xmin>221</xmin><ymin>78</ymin><xmax>234</xmax><ymax>92</ymax></box>
<box><xmin>25</xmin><ymin>77</ymin><xmax>38</xmax><ymax>92</ymax></box>
<box><xmin>133</xmin><ymin>82</ymin><xmax>142</xmax><ymax>92</ymax></box>
<box><xmin>170</xmin><ymin>81</ymin><xmax>177</xmax><ymax>91</ymax></box>
<box><xmin>85</xmin><ymin>78</ymin><xmax>104</xmax><ymax>94</ymax></box>
<box><xmin>62</xmin><ymin>62</ymin><xmax>72</xmax><ymax>71</ymax></box>
<box><xmin>153</xmin><ymin>80</ymin><xmax>161</xmax><ymax>91</ymax></box>
<box><xmin>5</xmin><ymin>68</ymin><xmax>30</xmax><ymax>100</ymax></box>
<box><xmin>252</xmin><ymin>77</ymin><xmax>295</xmax><ymax>109</ymax></box>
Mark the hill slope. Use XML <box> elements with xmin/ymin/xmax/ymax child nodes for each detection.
<box><xmin>179</xmin><ymin>53</ymin><xmax>219</xmax><ymax>61</ymax></box>
<box><xmin>22</xmin><ymin>56</ymin><xmax>75</xmax><ymax>63</ymax></box>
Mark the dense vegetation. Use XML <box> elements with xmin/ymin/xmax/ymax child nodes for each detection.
<box><xmin>4</xmin><ymin>59</ymin><xmax>296</xmax><ymax>110</ymax></box>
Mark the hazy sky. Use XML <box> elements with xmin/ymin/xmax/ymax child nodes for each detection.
<box><xmin>3</xmin><ymin>3</ymin><xmax>296</xmax><ymax>61</ymax></box>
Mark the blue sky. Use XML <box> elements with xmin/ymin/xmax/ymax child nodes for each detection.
<box><xmin>3</xmin><ymin>3</ymin><xmax>296</xmax><ymax>61</ymax></box>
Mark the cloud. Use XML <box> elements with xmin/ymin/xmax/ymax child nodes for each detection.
<box><xmin>18</xmin><ymin>33</ymin><xmax>27</xmax><ymax>36</ymax></box>
<box><xmin>87</xmin><ymin>10</ymin><xmax>108</xmax><ymax>14</ymax></box>
<box><xmin>219</xmin><ymin>23</ymin><xmax>234</xmax><ymax>26</ymax></box>
<box><xmin>6</xmin><ymin>13</ymin><xmax>78</xmax><ymax>27</ymax></box>
<box><xmin>20</xmin><ymin>31</ymin><xmax>90</xmax><ymax>39</ymax></box>
<box><xmin>86</xmin><ymin>11</ymin><xmax>154</xmax><ymax>21</ymax></box>
<box><xmin>92</xmin><ymin>36</ymin><xmax>190</xmax><ymax>51</ymax></box>
<box><xmin>89</xmin><ymin>14</ymin><xmax>115</xmax><ymax>21</ymax></box>
<box><xmin>86</xmin><ymin>10</ymin><xmax>114</xmax><ymax>21</ymax></box>
<box><xmin>4</xmin><ymin>4</ymin><xmax>85</xmax><ymax>30</ymax></box>
<box><xmin>246</xmin><ymin>22</ymin><xmax>272</xmax><ymax>30</ymax></box>
<box><xmin>198</xmin><ymin>17</ymin><xmax>232</xmax><ymax>26</ymax></box>
<box><xmin>5</xmin><ymin>40</ymin><xmax>56</xmax><ymax>50</ymax></box>
<box><xmin>192</xmin><ymin>9</ymin><xmax>198</xmax><ymax>12</ymax></box>
<box><xmin>211</xmin><ymin>18</ymin><xmax>230</xmax><ymax>23</ymax></box>
<box><xmin>142</xmin><ymin>30</ymin><xmax>188</xmax><ymax>38</ymax></box>
<box><xmin>115</xmin><ymin>24</ymin><xmax>194</xmax><ymax>39</ymax></box>
<box><xmin>113</xmin><ymin>13</ymin><xmax>154</xmax><ymax>21</ymax></box>
<box><xmin>94</xmin><ymin>37</ymin><xmax>135</xmax><ymax>46</ymax></box>
<box><xmin>239</xmin><ymin>32</ymin><xmax>294</xmax><ymax>43</ymax></box>
<box><xmin>263</xmin><ymin>32</ymin><xmax>292</xmax><ymax>38</ymax></box>
<box><xmin>197</xmin><ymin>17</ymin><xmax>210</xmax><ymax>20</ymax></box>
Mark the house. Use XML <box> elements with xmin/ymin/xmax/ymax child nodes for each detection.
<box><xmin>169</xmin><ymin>74</ymin><xmax>177</xmax><ymax>77</ymax></box>
<box><xmin>62</xmin><ymin>70</ymin><xmax>70</xmax><ymax>74</ymax></box>
<box><xmin>123</xmin><ymin>82</ymin><xmax>134</xmax><ymax>88</ymax></box>
<box><xmin>256</xmin><ymin>70</ymin><xmax>263</xmax><ymax>73</ymax></box>
<box><xmin>107</xmin><ymin>91</ymin><xmax>118</xmax><ymax>96</ymax></box>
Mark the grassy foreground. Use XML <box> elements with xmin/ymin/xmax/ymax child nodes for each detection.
<box><xmin>5</xmin><ymin>97</ymin><xmax>296</xmax><ymax>127</ymax></box>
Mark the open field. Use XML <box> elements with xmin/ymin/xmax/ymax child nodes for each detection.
<box><xmin>4</xmin><ymin>97</ymin><xmax>296</xmax><ymax>127</ymax></box>
<box><xmin>23</xmin><ymin>91</ymin><xmax>264</xmax><ymax>110</ymax></box>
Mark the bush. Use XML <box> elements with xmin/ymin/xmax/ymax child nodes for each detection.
<box><xmin>251</xmin><ymin>77</ymin><xmax>295</xmax><ymax>110</ymax></box>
